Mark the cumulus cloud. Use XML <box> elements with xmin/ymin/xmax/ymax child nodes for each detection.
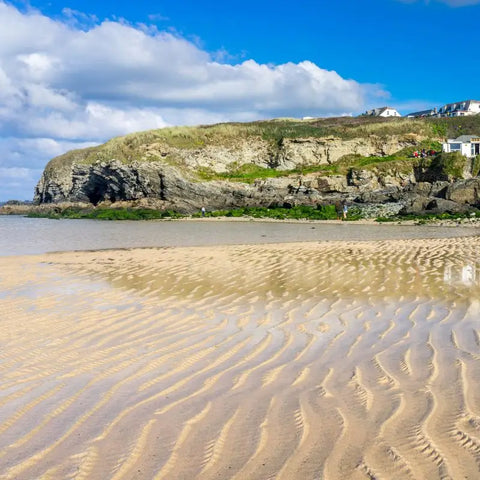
<box><xmin>0</xmin><ymin>1</ymin><xmax>384</xmax><ymax>201</ymax></box>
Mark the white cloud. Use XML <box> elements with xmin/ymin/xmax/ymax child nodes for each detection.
<box><xmin>0</xmin><ymin>1</ymin><xmax>385</xmax><ymax>201</ymax></box>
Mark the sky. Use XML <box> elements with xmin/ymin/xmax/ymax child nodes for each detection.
<box><xmin>1</xmin><ymin>0</ymin><xmax>480</xmax><ymax>201</ymax></box>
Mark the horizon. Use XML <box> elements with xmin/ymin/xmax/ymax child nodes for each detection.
<box><xmin>1</xmin><ymin>0</ymin><xmax>480</xmax><ymax>201</ymax></box>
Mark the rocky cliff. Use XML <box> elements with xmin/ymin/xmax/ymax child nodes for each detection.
<box><xmin>32</xmin><ymin>117</ymin><xmax>480</xmax><ymax>216</ymax></box>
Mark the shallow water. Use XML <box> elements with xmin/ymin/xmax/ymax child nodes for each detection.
<box><xmin>1</xmin><ymin>215</ymin><xmax>479</xmax><ymax>256</ymax></box>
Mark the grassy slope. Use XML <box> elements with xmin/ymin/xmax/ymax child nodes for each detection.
<box><xmin>42</xmin><ymin>116</ymin><xmax>480</xmax><ymax>181</ymax></box>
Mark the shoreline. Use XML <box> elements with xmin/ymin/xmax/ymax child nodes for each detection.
<box><xmin>1</xmin><ymin>214</ymin><xmax>480</xmax><ymax>258</ymax></box>
<box><xmin>4</xmin><ymin>209</ymin><xmax>480</xmax><ymax>227</ymax></box>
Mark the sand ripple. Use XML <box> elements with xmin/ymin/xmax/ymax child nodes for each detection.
<box><xmin>1</xmin><ymin>237</ymin><xmax>480</xmax><ymax>479</ymax></box>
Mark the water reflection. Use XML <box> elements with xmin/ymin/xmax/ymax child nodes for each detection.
<box><xmin>50</xmin><ymin>240</ymin><xmax>480</xmax><ymax>306</ymax></box>
<box><xmin>443</xmin><ymin>263</ymin><xmax>477</xmax><ymax>286</ymax></box>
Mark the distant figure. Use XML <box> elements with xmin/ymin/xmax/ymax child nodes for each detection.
<box><xmin>343</xmin><ymin>203</ymin><xmax>348</xmax><ymax>220</ymax></box>
<box><xmin>201</xmin><ymin>206</ymin><xmax>206</xmax><ymax>217</ymax></box>
<box><xmin>335</xmin><ymin>201</ymin><xmax>342</xmax><ymax>220</ymax></box>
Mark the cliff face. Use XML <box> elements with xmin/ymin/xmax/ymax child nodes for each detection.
<box><xmin>33</xmin><ymin>131</ymin><xmax>422</xmax><ymax>210</ymax></box>
<box><xmin>35</xmin><ymin>160</ymin><xmax>288</xmax><ymax>211</ymax></box>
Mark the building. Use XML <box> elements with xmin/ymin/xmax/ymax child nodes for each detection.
<box><xmin>407</xmin><ymin>99</ymin><xmax>480</xmax><ymax>118</ymax></box>
<box><xmin>406</xmin><ymin>108</ymin><xmax>437</xmax><ymax>118</ymax></box>
<box><xmin>437</xmin><ymin>100</ymin><xmax>480</xmax><ymax>117</ymax></box>
<box><xmin>442</xmin><ymin>135</ymin><xmax>480</xmax><ymax>157</ymax></box>
<box><xmin>362</xmin><ymin>106</ymin><xmax>401</xmax><ymax>118</ymax></box>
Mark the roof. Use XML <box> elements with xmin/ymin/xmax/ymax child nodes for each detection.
<box><xmin>448</xmin><ymin>135</ymin><xmax>479</xmax><ymax>143</ymax></box>
<box><xmin>363</xmin><ymin>106</ymin><xmax>399</xmax><ymax>116</ymax></box>
<box><xmin>406</xmin><ymin>108</ymin><xmax>435</xmax><ymax>117</ymax></box>
<box><xmin>443</xmin><ymin>99</ymin><xmax>479</xmax><ymax>107</ymax></box>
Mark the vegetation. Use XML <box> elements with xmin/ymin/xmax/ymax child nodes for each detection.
<box><xmin>26</xmin><ymin>204</ymin><xmax>365</xmax><ymax>221</ymax></box>
<box><xmin>196</xmin><ymin>140</ymin><xmax>444</xmax><ymax>183</ymax></box>
<box><xmin>43</xmin><ymin>116</ymin><xmax>480</xmax><ymax>173</ymax></box>
<box><xmin>415</xmin><ymin>151</ymin><xmax>479</xmax><ymax>181</ymax></box>
<box><xmin>376</xmin><ymin>210</ymin><xmax>479</xmax><ymax>224</ymax></box>
<box><xmin>427</xmin><ymin>116</ymin><xmax>480</xmax><ymax>139</ymax></box>
<box><xmin>197</xmin><ymin>162</ymin><xmax>340</xmax><ymax>182</ymax></box>
<box><xmin>25</xmin><ymin>204</ymin><xmax>480</xmax><ymax>224</ymax></box>
<box><xmin>194</xmin><ymin>205</ymin><xmax>364</xmax><ymax>221</ymax></box>
<box><xmin>27</xmin><ymin>208</ymin><xmax>183</xmax><ymax>221</ymax></box>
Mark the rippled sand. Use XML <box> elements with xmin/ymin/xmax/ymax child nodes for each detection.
<box><xmin>1</xmin><ymin>238</ymin><xmax>480</xmax><ymax>479</ymax></box>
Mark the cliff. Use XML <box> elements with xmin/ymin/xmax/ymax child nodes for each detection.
<box><xmin>32</xmin><ymin>117</ymin><xmax>480</xmax><ymax>216</ymax></box>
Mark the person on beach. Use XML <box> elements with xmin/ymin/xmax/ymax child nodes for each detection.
<box><xmin>335</xmin><ymin>201</ymin><xmax>342</xmax><ymax>220</ymax></box>
<box><xmin>342</xmin><ymin>202</ymin><xmax>348</xmax><ymax>220</ymax></box>
<box><xmin>201</xmin><ymin>206</ymin><xmax>206</xmax><ymax>217</ymax></box>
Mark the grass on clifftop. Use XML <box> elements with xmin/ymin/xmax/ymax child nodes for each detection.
<box><xmin>42</xmin><ymin>115</ymin><xmax>480</xmax><ymax>182</ymax></box>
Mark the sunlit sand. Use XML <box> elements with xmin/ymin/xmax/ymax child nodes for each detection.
<box><xmin>1</xmin><ymin>237</ymin><xmax>480</xmax><ymax>479</ymax></box>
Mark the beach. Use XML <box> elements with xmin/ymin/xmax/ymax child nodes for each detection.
<box><xmin>1</xmin><ymin>236</ymin><xmax>480</xmax><ymax>479</ymax></box>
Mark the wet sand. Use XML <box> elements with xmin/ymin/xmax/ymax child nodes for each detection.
<box><xmin>1</xmin><ymin>237</ymin><xmax>480</xmax><ymax>479</ymax></box>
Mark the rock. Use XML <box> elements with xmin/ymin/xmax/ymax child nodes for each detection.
<box><xmin>354</xmin><ymin>202</ymin><xmax>404</xmax><ymax>219</ymax></box>
<box><xmin>445</xmin><ymin>178</ymin><xmax>480</xmax><ymax>206</ymax></box>
<box><xmin>425</xmin><ymin>198</ymin><xmax>470</xmax><ymax>214</ymax></box>
<box><xmin>354</xmin><ymin>190</ymin><xmax>398</xmax><ymax>204</ymax></box>
<box><xmin>399</xmin><ymin>195</ymin><xmax>431</xmax><ymax>215</ymax></box>
<box><xmin>316</xmin><ymin>175</ymin><xmax>349</xmax><ymax>193</ymax></box>
<box><xmin>348</xmin><ymin>169</ymin><xmax>381</xmax><ymax>190</ymax></box>
<box><xmin>277</xmin><ymin>134</ymin><xmax>420</xmax><ymax>168</ymax></box>
<box><xmin>407</xmin><ymin>181</ymin><xmax>449</xmax><ymax>198</ymax></box>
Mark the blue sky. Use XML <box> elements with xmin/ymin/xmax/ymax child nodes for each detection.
<box><xmin>1</xmin><ymin>0</ymin><xmax>480</xmax><ymax>201</ymax></box>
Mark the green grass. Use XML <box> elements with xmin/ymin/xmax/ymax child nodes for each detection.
<box><xmin>27</xmin><ymin>208</ymin><xmax>184</xmax><ymax>220</ymax></box>
<box><xmin>428</xmin><ymin>115</ymin><xmax>480</xmax><ymax>139</ymax></box>
<box><xmin>197</xmin><ymin>162</ymin><xmax>341</xmax><ymax>183</ymax></box>
<box><xmin>376</xmin><ymin>211</ymin><xmax>479</xmax><ymax>223</ymax></box>
<box><xmin>193</xmin><ymin>205</ymin><xmax>364</xmax><ymax>221</ymax></box>
<box><xmin>416</xmin><ymin>151</ymin><xmax>479</xmax><ymax>181</ymax></box>
<box><xmin>26</xmin><ymin>204</ymin><xmax>365</xmax><ymax>221</ymax></box>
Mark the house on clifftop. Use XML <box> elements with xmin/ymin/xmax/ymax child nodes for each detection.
<box><xmin>361</xmin><ymin>106</ymin><xmax>401</xmax><ymax>118</ymax></box>
<box><xmin>407</xmin><ymin>100</ymin><xmax>480</xmax><ymax>118</ymax></box>
<box><xmin>438</xmin><ymin>100</ymin><xmax>480</xmax><ymax>117</ymax></box>
<box><xmin>406</xmin><ymin>107</ymin><xmax>437</xmax><ymax>118</ymax></box>
<box><xmin>443</xmin><ymin>135</ymin><xmax>480</xmax><ymax>157</ymax></box>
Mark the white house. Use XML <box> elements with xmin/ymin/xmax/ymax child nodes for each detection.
<box><xmin>363</xmin><ymin>106</ymin><xmax>401</xmax><ymax>118</ymax></box>
<box><xmin>437</xmin><ymin>100</ymin><xmax>480</xmax><ymax>117</ymax></box>
<box><xmin>443</xmin><ymin>135</ymin><xmax>480</xmax><ymax>157</ymax></box>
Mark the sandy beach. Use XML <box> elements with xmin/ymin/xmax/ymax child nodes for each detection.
<box><xmin>1</xmin><ymin>237</ymin><xmax>480</xmax><ymax>479</ymax></box>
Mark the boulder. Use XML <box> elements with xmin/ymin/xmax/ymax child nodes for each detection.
<box><xmin>445</xmin><ymin>178</ymin><xmax>480</xmax><ymax>206</ymax></box>
<box><xmin>316</xmin><ymin>175</ymin><xmax>349</xmax><ymax>193</ymax></box>
<box><xmin>347</xmin><ymin>169</ymin><xmax>381</xmax><ymax>190</ymax></box>
<box><xmin>425</xmin><ymin>198</ymin><xmax>470</xmax><ymax>214</ymax></box>
<box><xmin>399</xmin><ymin>195</ymin><xmax>431</xmax><ymax>215</ymax></box>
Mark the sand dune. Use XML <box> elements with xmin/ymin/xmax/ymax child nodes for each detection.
<box><xmin>1</xmin><ymin>237</ymin><xmax>480</xmax><ymax>479</ymax></box>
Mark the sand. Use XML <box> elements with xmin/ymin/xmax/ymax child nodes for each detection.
<box><xmin>1</xmin><ymin>237</ymin><xmax>480</xmax><ymax>479</ymax></box>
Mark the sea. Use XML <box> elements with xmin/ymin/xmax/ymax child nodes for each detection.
<box><xmin>1</xmin><ymin>215</ymin><xmax>479</xmax><ymax>256</ymax></box>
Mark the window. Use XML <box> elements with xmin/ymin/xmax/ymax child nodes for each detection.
<box><xmin>449</xmin><ymin>143</ymin><xmax>461</xmax><ymax>151</ymax></box>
